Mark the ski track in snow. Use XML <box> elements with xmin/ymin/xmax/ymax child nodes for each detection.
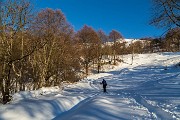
<box><xmin>73</xmin><ymin>53</ymin><xmax>177</xmax><ymax>119</ymax></box>
<box><xmin>54</xmin><ymin>55</ymin><xmax>180</xmax><ymax>120</ymax></box>
<box><xmin>1</xmin><ymin>53</ymin><xmax>180</xmax><ymax>120</ymax></box>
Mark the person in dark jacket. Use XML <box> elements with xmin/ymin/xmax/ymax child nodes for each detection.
<box><xmin>101</xmin><ymin>79</ymin><xmax>107</xmax><ymax>92</ymax></box>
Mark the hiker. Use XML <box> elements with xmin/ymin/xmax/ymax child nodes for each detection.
<box><xmin>101</xmin><ymin>79</ymin><xmax>107</xmax><ymax>92</ymax></box>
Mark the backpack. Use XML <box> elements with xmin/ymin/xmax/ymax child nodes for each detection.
<box><xmin>103</xmin><ymin>80</ymin><xmax>107</xmax><ymax>86</ymax></box>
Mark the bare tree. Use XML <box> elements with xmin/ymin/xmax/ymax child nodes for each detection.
<box><xmin>133</xmin><ymin>41</ymin><xmax>144</xmax><ymax>54</ymax></box>
<box><xmin>109</xmin><ymin>30</ymin><xmax>123</xmax><ymax>65</ymax></box>
<box><xmin>97</xmin><ymin>30</ymin><xmax>108</xmax><ymax>43</ymax></box>
<box><xmin>30</xmin><ymin>8</ymin><xmax>76</xmax><ymax>87</ymax></box>
<box><xmin>0</xmin><ymin>0</ymin><xmax>34</xmax><ymax>104</ymax></box>
<box><xmin>150</xmin><ymin>0</ymin><xmax>180</xmax><ymax>28</ymax></box>
<box><xmin>165</xmin><ymin>27</ymin><xmax>180</xmax><ymax>51</ymax></box>
<box><xmin>76</xmin><ymin>25</ymin><xmax>101</xmax><ymax>75</ymax></box>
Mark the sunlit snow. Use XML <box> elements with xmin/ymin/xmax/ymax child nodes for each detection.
<box><xmin>0</xmin><ymin>52</ymin><xmax>180</xmax><ymax>120</ymax></box>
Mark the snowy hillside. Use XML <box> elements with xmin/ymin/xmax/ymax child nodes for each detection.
<box><xmin>105</xmin><ymin>38</ymin><xmax>146</xmax><ymax>46</ymax></box>
<box><xmin>0</xmin><ymin>52</ymin><xmax>180</xmax><ymax>120</ymax></box>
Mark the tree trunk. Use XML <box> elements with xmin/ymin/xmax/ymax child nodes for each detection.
<box><xmin>85</xmin><ymin>63</ymin><xmax>88</xmax><ymax>76</ymax></box>
<box><xmin>2</xmin><ymin>64</ymin><xmax>12</xmax><ymax>104</ymax></box>
<box><xmin>113</xmin><ymin>50</ymin><xmax>116</xmax><ymax>65</ymax></box>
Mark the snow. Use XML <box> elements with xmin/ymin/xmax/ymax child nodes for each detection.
<box><xmin>0</xmin><ymin>52</ymin><xmax>180</xmax><ymax>120</ymax></box>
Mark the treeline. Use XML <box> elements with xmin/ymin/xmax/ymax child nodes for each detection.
<box><xmin>0</xmin><ymin>0</ymin><xmax>124</xmax><ymax>104</ymax></box>
<box><xmin>0</xmin><ymin>0</ymin><xmax>82</xmax><ymax>104</ymax></box>
<box><xmin>147</xmin><ymin>27</ymin><xmax>180</xmax><ymax>53</ymax></box>
<box><xmin>0</xmin><ymin>0</ymin><xmax>179</xmax><ymax>104</ymax></box>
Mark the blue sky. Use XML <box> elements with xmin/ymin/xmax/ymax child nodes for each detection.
<box><xmin>34</xmin><ymin>0</ymin><xmax>165</xmax><ymax>39</ymax></box>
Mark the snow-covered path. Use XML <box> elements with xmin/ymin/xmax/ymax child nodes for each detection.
<box><xmin>54</xmin><ymin>60</ymin><xmax>180</xmax><ymax>120</ymax></box>
<box><xmin>0</xmin><ymin>53</ymin><xmax>180</xmax><ymax>120</ymax></box>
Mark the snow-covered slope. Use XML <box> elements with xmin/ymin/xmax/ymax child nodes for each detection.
<box><xmin>0</xmin><ymin>52</ymin><xmax>180</xmax><ymax>120</ymax></box>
